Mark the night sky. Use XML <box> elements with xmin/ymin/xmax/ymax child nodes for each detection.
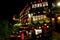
<box><xmin>0</xmin><ymin>0</ymin><xmax>31</xmax><ymax>20</ymax></box>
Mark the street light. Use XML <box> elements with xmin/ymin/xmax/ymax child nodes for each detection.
<box><xmin>57</xmin><ymin>16</ymin><xmax>60</xmax><ymax>20</ymax></box>
<box><xmin>57</xmin><ymin>2</ymin><xmax>60</xmax><ymax>6</ymax></box>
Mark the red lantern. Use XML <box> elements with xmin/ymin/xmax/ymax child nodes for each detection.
<box><xmin>42</xmin><ymin>24</ymin><xmax>47</xmax><ymax>32</ymax></box>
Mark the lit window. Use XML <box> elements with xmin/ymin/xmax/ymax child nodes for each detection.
<box><xmin>39</xmin><ymin>3</ymin><xmax>42</xmax><ymax>7</ymax></box>
<box><xmin>45</xmin><ymin>2</ymin><xmax>48</xmax><ymax>6</ymax></box>
<box><xmin>43</xmin><ymin>11</ymin><xmax>46</xmax><ymax>13</ymax></box>
<box><xmin>37</xmin><ymin>4</ymin><xmax>40</xmax><ymax>7</ymax></box>
<box><xmin>43</xmin><ymin>2</ymin><xmax>46</xmax><ymax>7</ymax></box>
<box><xmin>32</xmin><ymin>4</ymin><xmax>34</xmax><ymax>8</ymax></box>
<box><xmin>35</xmin><ymin>4</ymin><xmax>37</xmax><ymax>8</ymax></box>
<box><xmin>44</xmin><ymin>15</ymin><xmax>47</xmax><ymax>18</ymax></box>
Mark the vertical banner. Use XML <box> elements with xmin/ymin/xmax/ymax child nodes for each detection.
<box><xmin>21</xmin><ymin>32</ymin><xmax>24</xmax><ymax>40</ymax></box>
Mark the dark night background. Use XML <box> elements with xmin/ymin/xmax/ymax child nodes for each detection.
<box><xmin>0</xmin><ymin>0</ymin><xmax>31</xmax><ymax>20</ymax></box>
<box><xmin>0</xmin><ymin>0</ymin><xmax>55</xmax><ymax>20</ymax></box>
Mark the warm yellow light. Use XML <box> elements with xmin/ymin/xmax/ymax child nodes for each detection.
<box><xmin>52</xmin><ymin>18</ymin><xmax>55</xmax><ymax>21</ymax></box>
<box><xmin>13</xmin><ymin>17</ymin><xmax>15</xmax><ymax>20</ymax></box>
<box><xmin>57</xmin><ymin>17</ymin><xmax>60</xmax><ymax>20</ymax></box>
<box><xmin>28</xmin><ymin>14</ymin><xmax>31</xmax><ymax>18</ymax></box>
<box><xmin>57</xmin><ymin>2</ymin><xmax>60</xmax><ymax>6</ymax></box>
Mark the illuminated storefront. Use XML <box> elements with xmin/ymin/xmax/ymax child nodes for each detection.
<box><xmin>11</xmin><ymin>0</ymin><xmax>53</xmax><ymax>40</ymax></box>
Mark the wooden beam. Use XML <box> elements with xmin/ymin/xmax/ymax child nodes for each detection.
<box><xmin>19</xmin><ymin>4</ymin><xmax>28</xmax><ymax>16</ymax></box>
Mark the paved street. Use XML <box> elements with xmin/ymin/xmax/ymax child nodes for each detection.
<box><xmin>52</xmin><ymin>31</ymin><xmax>60</xmax><ymax>40</ymax></box>
<box><xmin>24</xmin><ymin>31</ymin><xmax>60</xmax><ymax>40</ymax></box>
